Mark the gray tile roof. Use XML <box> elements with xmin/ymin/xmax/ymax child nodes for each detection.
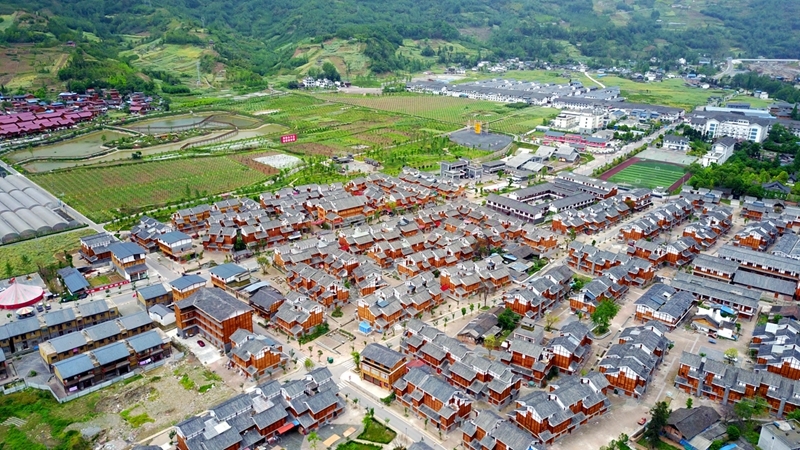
<box><xmin>84</xmin><ymin>320</ymin><xmax>122</xmax><ymax>342</ymax></box>
<box><xmin>92</xmin><ymin>341</ymin><xmax>131</xmax><ymax>365</ymax></box>
<box><xmin>118</xmin><ymin>311</ymin><xmax>153</xmax><ymax>330</ymax></box>
<box><xmin>76</xmin><ymin>300</ymin><xmax>110</xmax><ymax>317</ymax></box>
<box><xmin>175</xmin><ymin>288</ymin><xmax>253</xmax><ymax>322</ymax></box>
<box><xmin>361</xmin><ymin>343</ymin><xmax>406</xmax><ymax>368</ymax></box>
<box><xmin>170</xmin><ymin>274</ymin><xmax>207</xmax><ymax>291</ymax></box>
<box><xmin>209</xmin><ymin>263</ymin><xmax>247</xmax><ymax>280</ymax></box>
<box><xmin>137</xmin><ymin>284</ymin><xmax>169</xmax><ymax>301</ymax></box>
<box><xmin>43</xmin><ymin>308</ymin><xmax>76</xmax><ymax>327</ymax></box>
<box><xmin>127</xmin><ymin>330</ymin><xmax>165</xmax><ymax>353</ymax></box>
<box><xmin>53</xmin><ymin>353</ymin><xmax>94</xmax><ymax>378</ymax></box>
<box><xmin>108</xmin><ymin>241</ymin><xmax>146</xmax><ymax>259</ymax></box>
<box><xmin>48</xmin><ymin>331</ymin><xmax>88</xmax><ymax>353</ymax></box>
<box><xmin>57</xmin><ymin>267</ymin><xmax>90</xmax><ymax>293</ymax></box>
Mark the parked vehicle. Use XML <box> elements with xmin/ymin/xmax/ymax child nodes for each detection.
<box><xmin>197</xmin><ymin>340</ymin><xmax>206</xmax><ymax>348</ymax></box>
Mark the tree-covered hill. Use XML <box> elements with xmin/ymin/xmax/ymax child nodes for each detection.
<box><xmin>0</xmin><ymin>0</ymin><xmax>797</xmax><ymax>91</ymax></box>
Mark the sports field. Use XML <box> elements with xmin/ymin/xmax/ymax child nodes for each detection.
<box><xmin>606</xmin><ymin>160</ymin><xmax>686</xmax><ymax>190</ymax></box>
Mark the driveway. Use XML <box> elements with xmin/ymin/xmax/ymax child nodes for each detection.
<box><xmin>167</xmin><ymin>329</ymin><xmax>223</xmax><ymax>366</ymax></box>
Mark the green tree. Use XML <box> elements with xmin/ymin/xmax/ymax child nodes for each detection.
<box><xmin>307</xmin><ymin>431</ymin><xmax>320</xmax><ymax>450</ymax></box>
<box><xmin>484</xmin><ymin>335</ymin><xmax>496</xmax><ymax>356</ymax></box>
<box><xmin>734</xmin><ymin>396</ymin><xmax>768</xmax><ymax>423</ymax></box>
<box><xmin>304</xmin><ymin>358</ymin><xmax>315</xmax><ymax>372</ymax></box>
<box><xmin>726</xmin><ymin>424</ymin><xmax>740</xmax><ymax>441</ymax></box>
<box><xmin>544</xmin><ymin>312</ymin><xmax>559</xmax><ymax>332</ymax></box>
<box><xmin>469</xmin><ymin>303</ymin><xmax>475</xmax><ymax>313</ymax></box>
<box><xmin>686</xmin><ymin>397</ymin><xmax>693</xmax><ymax>409</ymax></box>
<box><xmin>724</xmin><ymin>348</ymin><xmax>738</xmax><ymax>362</ymax></box>
<box><xmin>461</xmin><ymin>307</ymin><xmax>467</xmax><ymax>317</ymax></box>
<box><xmin>591</xmin><ymin>300</ymin><xmax>620</xmax><ymax>334</ymax></box>
<box><xmin>352</xmin><ymin>351</ymin><xmax>360</xmax><ymax>369</ymax></box>
<box><xmin>497</xmin><ymin>308</ymin><xmax>521</xmax><ymax>331</ymax></box>
<box><xmin>257</xmin><ymin>256</ymin><xmax>270</xmax><ymax>274</ymax></box>
<box><xmin>643</xmin><ymin>401</ymin><xmax>671</xmax><ymax>449</ymax></box>
<box><xmin>708</xmin><ymin>440</ymin><xmax>724</xmax><ymax>450</ymax></box>
<box><xmin>317</xmin><ymin>350</ymin><xmax>323</xmax><ymax>361</ymax></box>
<box><xmin>4</xmin><ymin>261</ymin><xmax>13</xmax><ymax>278</ymax></box>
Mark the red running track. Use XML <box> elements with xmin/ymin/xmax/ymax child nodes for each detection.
<box><xmin>598</xmin><ymin>157</ymin><xmax>641</xmax><ymax>181</ymax></box>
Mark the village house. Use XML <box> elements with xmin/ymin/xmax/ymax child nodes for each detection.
<box><xmin>108</xmin><ymin>242</ymin><xmax>148</xmax><ymax>282</ymax></box>
<box><xmin>79</xmin><ymin>232</ymin><xmax>117</xmax><ymax>264</ymax></box>
<box><xmin>175</xmin><ymin>368</ymin><xmax>345</xmax><ymax>450</ymax></box>
<box><xmin>248</xmin><ymin>286</ymin><xmax>286</xmax><ymax>320</ymax></box>
<box><xmin>512</xmin><ymin>373</ymin><xmax>610</xmax><ymax>444</ymax></box>
<box><xmin>675</xmin><ymin>351</ymin><xmax>800</xmax><ymax>417</ymax></box>
<box><xmin>228</xmin><ymin>329</ymin><xmax>288</xmax><ymax>379</ymax></box>
<box><xmin>39</xmin><ymin>311</ymin><xmax>154</xmax><ymax>367</ymax></box>
<box><xmin>209</xmin><ymin>263</ymin><xmax>251</xmax><ymax>291</ymax></box>
<box><xmin>137</xmin><ymin>283</ymin><xmax>173</xmax><ymax>311</ymax></box>
<box><xmin>156</xmin><ymin>231</ymin><xmax>194</xmax><ymax>261</ymax></box>
<box><xmin>634</xmin><ymin>284</ymin><xmax>694</xmax><ymax>329</ymax></box>
<box><xmin>359</xmin><ymin>343</ymin><xmax>408</xmax><ymax>390</ymax></box>
<box><xmin>273</xmin><ymin>299</ymin><xmax>324</xmax><ymax>338</ymax></box>
<box><xmin>461</xmin><ymin>410</ymin><xmax>545</xmax><ymax>450</ymax></box>
<box><xmin>51</xmin><ymin>329</ymin><xmax>170</xmax><ymax>392</ymax></box>
<box><xmin>172</xmin><ymin>204</ymin><xmax>211</xmax><ymax>234</ymax></box>
<box><xmin>393</xmin><ymin>367</ymin><xmax>473</xmax><ymax>433</ymax></box>
<box><xmin>174</xmin><ymin>288</ymin><xmax>254</xmax><ymax>352</ymax></box>
<box><xmin>130</xmin><ymin>216</ymin><xmax>173</xmax><ymax>253</ymax></box>
<box><xmin>752</xmin><ymin>319</ymin><xmax>800</xmax><ymax>381</ymax></box>
<box><xmin>169</xmin><ymin>274</ymin><xmax>207</xmax><ymax>301</ymax></box>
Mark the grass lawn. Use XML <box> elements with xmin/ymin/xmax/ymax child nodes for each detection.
<box><xmin>357</xmin><ymin>418</ymin><xmax>397</xmax><ymax>444</ymax></box>
<box><xmin>31</xmin><ymin>156</ymin><xmax>268</xmax><ymax>223</ymax></box>
<box><xmin>0</xmin><ymin>389</ymin><xmax>97</xmax><ymax>449</ymax></box>
<box><xmin>490</xmin><ymin>106</ymin><xmax>561</xmax><ymax>135</ymax></box>
<box><xmin>607</xmin><ymin>160</ymin><xmax>686</xmax><ymax>189</ymax></box>
<box><xmin>336</xmin><ymin>442</ymin><xmax>383</xmax><ymax>450</ymax></box>
<box><xmin>0</xmin><ymin>228</ymin><xmax>95</xmax><ymax>277</ymax></box>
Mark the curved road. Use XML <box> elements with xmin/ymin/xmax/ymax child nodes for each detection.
<box><xmin>582</xmin><ymin>71</ymin><xmax>606</xmax><ymax>89</ymax></box>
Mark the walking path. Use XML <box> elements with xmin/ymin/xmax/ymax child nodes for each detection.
<box><xmin>582</xmin><ymin>71</ymin><xmax>606</xmax><ymax>89</ymax></box>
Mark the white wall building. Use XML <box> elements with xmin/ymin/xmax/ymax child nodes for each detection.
<box><xmin>688</xmin><ymin>112</ymin><xmax>773</xmax><ymax>143</ymax></box>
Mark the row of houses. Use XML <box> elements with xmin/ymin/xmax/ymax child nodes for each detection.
<box><xmin>51</xmin><ymin>328</ymin><xmax>171</xmax><ymax>392</ymax></box>
<box><xmin>175</xmin><ymin>368</ymin><xmax>345</xmax><ymax>450</ymax></box>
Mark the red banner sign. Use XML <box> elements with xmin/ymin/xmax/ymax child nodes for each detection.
<box><xmin>280</xmin><ymin>134</ymin><xmax>297</xmax><ymax>144</ymax></box>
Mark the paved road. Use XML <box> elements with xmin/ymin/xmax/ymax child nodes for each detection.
<box><xmin>582</xmin><ymin>71</ymin><xmax>606</xmax><ymax>89</ymax></box>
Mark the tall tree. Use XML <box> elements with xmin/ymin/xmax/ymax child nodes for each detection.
<box><xmin>643</xmin><ymin>401</ymin><xmax>671</xmax><ymax>449</ymax></box>
<box><xmin>591</xmin><ymin>300</ymin><xmax>620</xmax><ymax>334</ymax></box>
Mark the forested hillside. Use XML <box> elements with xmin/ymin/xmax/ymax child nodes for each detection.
<box><xmin>0</xmin><ymin>0</ymin><xmax>797</xmax><ymax>91</ymax></box>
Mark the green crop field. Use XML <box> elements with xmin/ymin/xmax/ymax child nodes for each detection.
<box><xmin>318</xmin><ymin>94</ymin><xmax>509</xmax><ymax>125</ymax></box>
<box><xmin>490</xmin><ymin>107</ymin><xmax>562</xmax><ymax>134</ymax></box>
<box><xmin>31</xmin><ymin>157</ymin><xmax>268</xmax><ymax>223</ymax></box>
<box><xmin>607</xmin><ymin>160</ymin><xmax>686</xmax><ymax>189</ymax></box>
<box><xmin>598</xmin><ymin>76</ymin><xmax>727</xmax><ymax>110</ymax></box>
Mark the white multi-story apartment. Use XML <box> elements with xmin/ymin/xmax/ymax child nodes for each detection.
<box><xmin>552</xmin><ymin>110</ymin><xmax>604</xmax><ymax>133</ymax></box>
<box><xmin>700</xmin><ymin>137</ymin><xmax>737</xmax><ymax>167</ymax></box>
<box><xmin>687</xmin><ymin>112</ymin><xmax>774</xmax><ymax>143</ymax></box>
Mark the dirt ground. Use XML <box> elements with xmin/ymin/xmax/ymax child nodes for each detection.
<box><xmin>67</xmin><ymin>356</ymin><xmax>239</xmax><ymax>448</ymax></box>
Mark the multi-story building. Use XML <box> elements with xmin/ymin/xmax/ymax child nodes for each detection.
<box><xmin>174</xmin><ymin>288</ymin><xmax>254</xmax><ymax>352</ymax></box>
<box><xmin>752</xmin><ymin>319</ymin><xmax>800</xmax><ymax>381</ymax></box>
<box><xmin>209</xmin><ymin>263</ymin><xmax>251</xmax><ymax>291</ymax></box>
<box><xmin>552</xmin><ymin>110</ymin><xmax>604</xmax><ymax>133</ymax></box>
<box><xmin>108</xmin><ymin>242</ymin><xmax>148</xmax><ymax>282</ymax></box>
<box><xmin>136</xmin><ymin>283</ymin><xmax>173</xmax><ymax>311</ymax></box>
<box><xmin>248</xmin><ymin>286</ymin><xmax>286</xmax><ymax>320</ymax></box>
<box><xmin>393</xmin><ymin>368</ymin><xmax>473</xmax><ymax>432</ymax></box>
<box><xmin>359</xmin><ymin>343</ymin><xmax>408</xmax><ymax>390</ymax></box>
<box><xmin>687</xmin><ymin>111</ymin><xmax>773</xmax><ymax>143</ymax></box>
<box><xmin>461</xmin><ymin>410</ymin><xmax>545</xmax><ymax>450</ymax></box>
<box><xmin>175</xmin><ymin>368</ymin><xmax>344</xmax><ymax>450</ymax></box>
<box><xmin>155</xmin><ymin>231</ymin><xmax>194</xmax><ymax>260</ymax></box>
<box><xmin>273</xmin><ymin>299</ymin><xmax>324</xmax><ymax>338</ymax></box>
<box><xmin>633</xmin><ymin>284</ymin><xmax>695</xmax><ymax>329</ymax></box>
<box><xmin>512</xmin><ymin>373</ymin><xmax>610</xmax><ymax>444</ymax></box>
<box><xmin>228</xmin><ymin>329</ymin><xmax>288</xmax><ymax>379</ymax></box>
<box><xmin>79</xmin><ymin>232</ymin><xmax>117</xmax><ymax>264</ymax></box>
<box><xmin>675</xmin><ymin>352</ymin><xmax>800</xmax><ymax>417</ymax></box>
<box><xmin>169</xmin><ymin>274</ymin><xmax>207</xmax><ymax>301</ymax></box>
<box><xmin>171</xmin><ymin>204</ymin><xmax>211</xmax><ymax>234</ymax></box>
<box><xmin>51</xmin><ymin>329</ymin><xmax>170</xmax><ymax>392</ymax></box>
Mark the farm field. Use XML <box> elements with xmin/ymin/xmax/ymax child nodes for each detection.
<box><xmin>490</xmin><ymin>107</ymin><xmax>562</xmax><ymax>135</ymax></box>
<box><xmin>363</xmin><ymin>137</ymin><xmax>493</xmax><ymax>175</ymax></box>
<box><xmin>606</xmin><ymin>160</ymin><xmax>686</xmax><ymax>189</ymax></box>
<box><xmin>0</xmin><ymin>228</ymin><xmax>94</xmax><ymax>277</ymax></box>
<box><xmin>31</xmin><ymin>157</ymin><xmax>268</xmax><ymax>222</ymax></box>
<box><xmin>598</xmin><ymin>76</ymin><xmax>727</xmax><ymax>110</ymax></box>
<box><xmin>318</xmin><ymin>94</ymin><xmax>510</xmax><ymax>125</ymax></box>
<box><xmin>0</xmin><ymin>45</ymin><xmax>70</xmax><ymax>89</ymax></box>
<box><xmin>121</xmin><ymin>43</ymin><xmax>208</xmax><ymax>79</ymax></box>
<box><xmin>5</xmin><ymin>130</ymin><xmax>129</xmax><ymax>163</ymax></box>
